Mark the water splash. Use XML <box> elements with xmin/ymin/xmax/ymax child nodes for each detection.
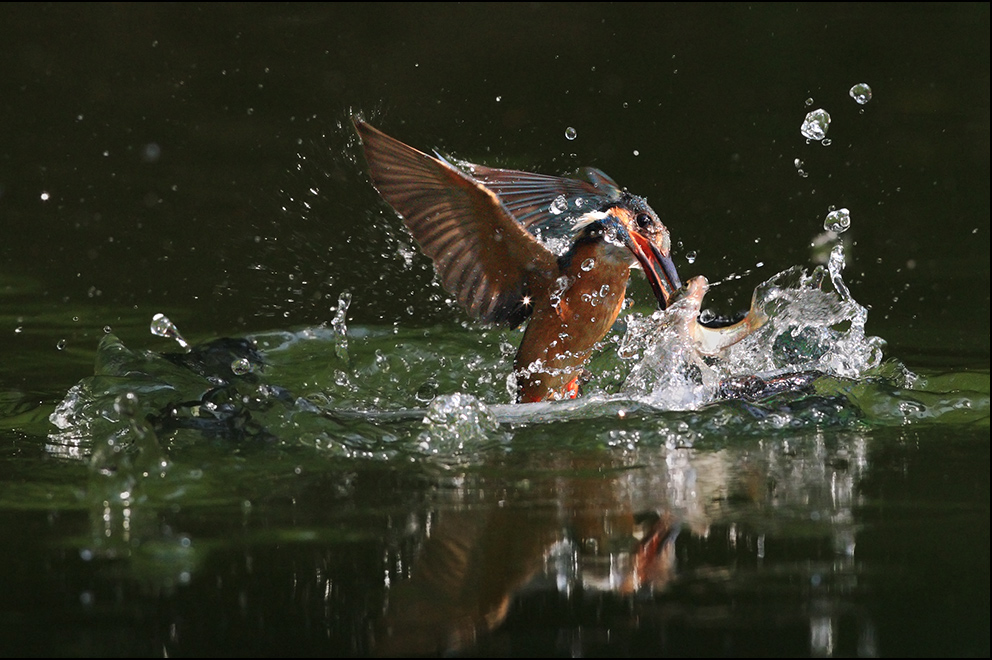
<box><xmin>620</xmin><ymin>296</ymin><xmax>721</xmax><ymax>410</ymax></box>
<box><xmin>621</xmin><ymin>243</ymin><xmax>887</xmax><ymax>410</ymax></box>
<box><xmin>417</xmin><ymin>393</ymin><xmax>503</xmax><ymax>460</ymax></box>
<box><xmin>46</xmin><ymin>304</ymin><xmax>983</xmax><ymax>471</ymax></box>
<box><xmin>83</xmin><ymin>390</ymin><xmax>171</xmax><ymax>559</ymax></box>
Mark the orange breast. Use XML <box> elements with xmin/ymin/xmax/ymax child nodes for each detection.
<box><xmin>514</xmin><ymin>245</ymin><xmax>631</xmax><ymax>402</ymax></box>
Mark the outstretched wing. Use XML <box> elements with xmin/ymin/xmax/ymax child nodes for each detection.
<box><xmin>354</xmin><ymin>119</ymin><xmax>559</xmax><ymax>327</ymax></box>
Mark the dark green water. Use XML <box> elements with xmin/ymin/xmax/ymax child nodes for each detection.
<box><xmin>1</xmin><ymin>4</ymin><xmax>988</xmax><ymax>657</ymax></box>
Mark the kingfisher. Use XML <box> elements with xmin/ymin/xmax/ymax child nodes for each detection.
<box><xmin>354</xmin><ymin>118</ymin><xmax>683</xmax><ymax>403</ymax></box>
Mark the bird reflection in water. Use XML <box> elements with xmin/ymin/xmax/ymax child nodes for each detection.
<box><xmin>373</xmin><ymin>472</ymin><xmax>677</xmax><ymax>654</ymax></box>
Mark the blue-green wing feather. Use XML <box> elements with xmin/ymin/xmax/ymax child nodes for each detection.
<box><xmin>453</xmin><ymin>162</ymin><xmax>624</xmax><ymax>252</ymax></box>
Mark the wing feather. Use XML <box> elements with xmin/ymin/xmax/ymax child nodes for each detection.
<box><xmin>464</xmin><ymin>163</ymin><xmax>623</xmax><ymax>246</ymax></box>
<box><xmin>354</xmin><ymin>119</ymin><xmax>558</xmax><ymax>327</ymax></box>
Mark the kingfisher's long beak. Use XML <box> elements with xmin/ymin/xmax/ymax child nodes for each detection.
<box><xmin>629</xmin><ymin>231</ymin><xmax>683</xmax><ymax>310</ymax></box>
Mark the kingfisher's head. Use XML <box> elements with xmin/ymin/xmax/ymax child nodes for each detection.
<box><xmin>572</xmin><ymin>194</ymin><xmax>683</xmax><ymax>309</ymax></box>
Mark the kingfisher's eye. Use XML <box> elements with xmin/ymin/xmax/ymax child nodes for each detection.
<box><xmin>635</xmin><ymin>213</ymin><xmax>653</xmax><ymax>230</ymax></box>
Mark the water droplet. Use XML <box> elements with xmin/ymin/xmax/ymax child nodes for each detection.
<box><xmin>415</xmin><ymin>379</ymin><xmax>439</xmax><ymax>403</ymax></box>
<box><xmin>231</xmin><ymin>358</ymin><xmax>252</xmax><ymax>376</ymax></box>
<box><xmin>805</xmin><ymin>97</ymin><xmax>814</xmax><ymax>106</ymax></box>
<box><xmin>801</xmin><ymin>108</ymin><xmax>831</xmax><ymax>141</ymax></box>
<box><xmin>150</xmin><ymin>313</ymin><xmax>190</xmax><ymax>350</ymax></box>
<box><xmin>56</xmin><ymin>339</ymin><xmax>66</xmax><ymax>350</ymax></box>
<box><xmin>821</xmin><ymin>138</ymin><xmax>832</xmax><ymax>146</ymax></box>
<box><xmin>549</xmin><ymin>195</ymin><xmax>568</xmax><ymax>215</ymax></box>
<box><xmin>849</xmin><ymin>83</ymin><xmax>872</xmax><ymax>105</ymax></box>
<box><xmin>824</xmin><ymin>208</ymin><xmax>851</xmax><ymax>233</ymax></box>
<box><xmin>580</xmin><ymin>258</ymin><xmax>596</xmax><ymax>271</ymax></box>
<box><xmin>142</xmin><ymin>143</ymin><xmax>161</xmax><ymax>163</ymax></box>
<box><xmin>40</xmin><ymin>192</ymin><xmax>50</xmax><ymax>201</ymax></box>
<box><xmin>794</xmin><ymin>158</ymin><xmax>803</xmax><ymax>169</ymax></box>
<box><xmin>495</xmin><ymin>95</ymin><xmax>502</xmax><ymax>102</ymax></box>
<box><xmin>632</xmin><ymin>149</ymin><xmax>640</xmax><ymax>156</ymax></box>
<box><xmin>686</xmin><ymin>250</ymin><xmax>697</xmax><ymax>264</ymax></box>
<box><xmin>564</xmin><ymin>126</ymin><xmax>577</xmax><ymax>140</ymax></box>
